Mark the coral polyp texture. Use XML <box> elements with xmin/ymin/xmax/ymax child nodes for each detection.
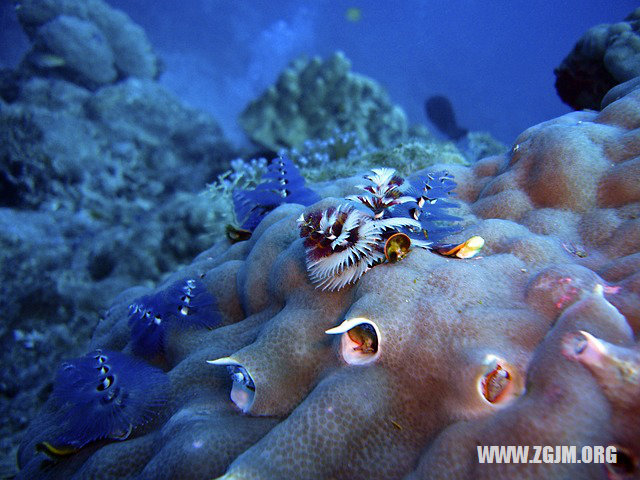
<box><xmin>18</xmin><ymin>85</ymin><xmax>640</xmax><ymax>479</ymax></box>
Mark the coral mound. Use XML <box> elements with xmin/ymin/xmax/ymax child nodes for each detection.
<box><xmin>555</xmin><ymin>7</ymin><xmax>640</xmax><ymax>110</ymax></box>
<box><xmin>17</xmin><ymin>87</ymin><xmax>640</xmax><ymax>479</ymax></box>
<box><xmin>16</xmin><ymin>0</ymin><xmax>160</xmax><ymax>88</ymax></box>
<box><xmin>240</xmin><ymin>52</ymin><xmax>408</xmax><ymax>151</ymax></box>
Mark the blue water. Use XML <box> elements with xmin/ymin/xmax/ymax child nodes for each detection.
<box><xmin>2</xmin><ymin>1</ymin><xmax>637</xmax><ymax>144</ymax></box>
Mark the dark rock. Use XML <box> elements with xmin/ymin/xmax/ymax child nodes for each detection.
<box><xmin>555</xmin><ymin>8</ymin><xmax>640</xmax><ymax>110</ymax></box>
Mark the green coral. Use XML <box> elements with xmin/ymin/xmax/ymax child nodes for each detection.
<box><xmin>203</xmin><ymin>157</ymin><xmax>268</xmax><ymax>235</ymax></box>
<box><xmin>240</xmin><ymin>52</ymin><xmax>408</xmax><ymax>151</ymax></box>
<box><xmin>298</xmin><ymin>140</ymin><xmax>470</xmax><ymax>183</ymax></box>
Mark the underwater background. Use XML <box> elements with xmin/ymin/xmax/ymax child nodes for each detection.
<box><xmin>2</xmin><ymin>1</ymin><xmax>639</xmax><ymax>145</ymax></box>
<box><xmin>1</xmin><ymin>1</ymin><xmax>640</xmax><ymax>479</ymax></box>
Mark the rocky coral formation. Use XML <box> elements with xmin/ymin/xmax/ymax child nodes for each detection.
<box><xmin>1</xmin><ymin>77</ymin><xmax>231</xmax><ymax>210</ymax></box>
<box><xmin>239</xmin><ymin>52</ymin><xmax>409</xmax><ymax>151</ymax></box>
<box><xmin>14</xmin><ymin>0</ymin><xmax>160</xmax><ymax>88</ymax></box>
<box><xmin>0</xmin><ymin>44</ymin><xmax>234</xmax><ymax>319</ymax></box>
<box><xmin>17</xmin><ymin>80</ymin><xmax>640</xmax><ymax>479</ymax></box>
<box><xmin>0</xmin><ymin>1</ymin><xmax>235</xmax><ymax>474</ymax></box>
<box><xmin>555</xmin><ymin>7</ymin><xmax>640</xmax><ymax>110</ymax></box>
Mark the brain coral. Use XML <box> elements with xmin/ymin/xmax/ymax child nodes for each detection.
<box><xmin>17</xmin><ymin>85</ymin><xmax>640</xmax><ymax>479</ymax></box>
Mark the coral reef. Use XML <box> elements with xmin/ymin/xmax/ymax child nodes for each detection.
<box><xmin>15</xmin><ymin>0</ymin><xmax>160</xmax><ymax>88</ymax></box>
<box><xmin>282</xmin><ymin>129</ymin><xmax>376</xmax><ymax>180</ymax></box>
<box><xmin>17</xmin><ymin>79</ymin><xmax>640</xmax><ymax>479</ymax></box>
<box><xmin>1</xmin><ymin>77</ymin><xmax>231</xmax><ymax>211</ymax></box>
<box><xmin>221</xmin><ymin>134</ymin><xmax>475</xmax><ymax>241</ymax></box>
<box><xmin>0</xmin><ymin>0</ymin><xmax>235</xmax><ymax>473</ymax></box>
<box><xmin>555</xmin><ymin>7</ymin><xmax>640</xmax><ymax>110</ymax></box>
<box><xmin>239</xmin><ymin>52</ymin><xmax>409</xmax><ymax>151</ymax></box>
<box><xmin>250</xmin><ymin>131</ymin><xmax>471</xmax><ymax>186</ymax></box>
<box><xmin>297</xmin><ymin>138</ymin><xmax>471</xmax><ymax>184</ymax></box>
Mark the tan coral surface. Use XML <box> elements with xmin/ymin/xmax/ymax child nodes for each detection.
<box><xmin>17</xmin><ymin>87</ymin><xmax>640</xmax><ymax>479</ymax></box>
